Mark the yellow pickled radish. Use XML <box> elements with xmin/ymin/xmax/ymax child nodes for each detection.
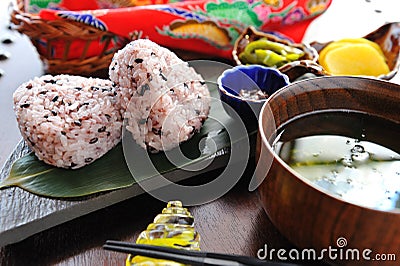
<box><xmin>319</xmin><ymin>38</ymin><xmax>385</xmax><ymax>64</ymax></box>
<box><xmin>318</xmin><ymin>42</ymin><xmax>344</xmax><ymax>63</ymax></box>
<box><xmin>320</xmin><ymin>43</ymin><xmax>390</xmax><ymax>76</ymax></box>
<box><xmin>336</xmin><ymin>38</ymin><xmax>385</xmax><ymax>57</ymax></box>
<box><xmin>126</xmin><ymin>201</ymin><xmax>200</xmax><ymax>266</ymax></box>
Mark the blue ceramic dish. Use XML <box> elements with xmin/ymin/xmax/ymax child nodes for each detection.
<box><xmin>217</xmin><ymin>65</ymin><xmax>290</xmax><ymax>129</ymax></box>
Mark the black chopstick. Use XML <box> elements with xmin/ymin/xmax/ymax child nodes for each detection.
<box><xmin>103</xmin><ymin>240</ymin><xmax>300</xmax><ymax>266</ymax></box>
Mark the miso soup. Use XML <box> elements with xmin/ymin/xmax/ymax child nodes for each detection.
<box><xmin>273</xmin><ymin>111</ymin><xmax>400</xmax><ymax>210</ymax></box>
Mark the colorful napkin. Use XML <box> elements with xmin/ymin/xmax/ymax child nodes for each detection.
<box><xmin>33</xmin><ymin>0</ymin><xmax>332</xmax><ymax>59</ymax></box>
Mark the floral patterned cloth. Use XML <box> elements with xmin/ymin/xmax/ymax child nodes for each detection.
<box><xmin>36</xmin><ymin>0</ymin><xmax>332</xmax><ymax>59</ymax></box>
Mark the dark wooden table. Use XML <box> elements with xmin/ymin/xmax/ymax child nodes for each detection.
<box><xmin>0</xmin><ymin>0</ymin><xmax>398</xmax><ymax>265</ymax></box>
<box><xmin>0</xmin><ymin>162</ymin><xmax>301</xmax><ymax>265</ymax></box>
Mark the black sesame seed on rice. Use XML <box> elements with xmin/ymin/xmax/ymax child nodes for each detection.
<box><xmin>89</xmin><ymin>138</ymin><xmax>98</xmax><ymax>144</ymax></box>
<box><xmin>51</xmin><ymin>95</ymin><xmax>59</xmax><ymax>102</ymax></box>
<box><xmin>191</xmin><ymin>126</ymin><xmax>198</xmax><ymax>134</ymax></box>
<box><xmin>26</xmin><ymin>83</ymin><xmax>32</xmax><ymax>89</ymax></box>
<box><xmin>138</xmin><ymin>118</ymin><xmax>147</xmax><ymax>125</ymax></box>
<box><xmin>139</xmin><ymin>83</ymin><xmax>150</xmax><ymax>96</ymax></box>
<box><xmin>51</xmin><ymin>110</ymin><xmax>57</xmax><ymax>116</ymax></box>
<box><xmin>27</xmin><ymin>137</ymin><xmax>34</xmax><ymax>145</ymax></box>
<box><xmin>20</xmin><ymin>103</ymin><xmax>30</xmax><ymax>108</ymax></box>
<box><xmin>152</xmin><ymin>128</ymin><xmax>162</xmax><ymax>135</ymax></box>
<box><xmin>61</xmin><ymin>131</ymin><xmax>66</xmax><ymax>135</ymax></box>
<box><xmin>146</xmin><ymin>144</ymin><xmax>158</xmax><ymax>153</ymax></box>
<box><xmin>159</xmin><ymin>69</ymin><xmax>167</xmax><ymax>81</ymax></box>
<box><xmin>160</xmin><ymin>72</ymin><xmax>167</xmax><ymax>81</ymax></box>
<box><xmin>134</xmin><ymin>58</ymin><xmax>143</xmax><ymax>63</ymax></box>
<box><xmin>74</xmin><ymin>120</ymin><xmax>81</xmax><ymax>126</ymax></box>
<box><xmin>44</xmin><ymin>79</ymin><xmax>56</xmax><ymax>84</ymax></box>
<box><xmin>98</xmin><ymin>126</ymin><xmax>106</xmax><ymax>132</ymax></box>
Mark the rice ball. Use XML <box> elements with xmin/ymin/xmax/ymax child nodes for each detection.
<box><xmin>13</xmin><ymin>74</ymin><xmax>123</xmax><ymax>169</ymax></box>
<box><xmin>109</xmin><ymin>39</ymin><xmax>210</xmax><ymax>152</ymax></box>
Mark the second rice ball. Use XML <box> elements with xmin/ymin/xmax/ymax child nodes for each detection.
<box><xmin>110</xmin><ymin>39</ymin><xmax>211</xmax><ymax>152</ymax></box>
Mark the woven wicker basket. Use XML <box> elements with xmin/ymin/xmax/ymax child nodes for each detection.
<box><xmin>10</xmin><ymin>0</ymin><xmax>130</xmax><ymax>76</ymax></box>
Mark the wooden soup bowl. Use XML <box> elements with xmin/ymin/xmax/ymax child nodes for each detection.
<box><xmin>256</xmin><ymin>76</ymin><xmax>400</xmax><ymax>265</ymax></box>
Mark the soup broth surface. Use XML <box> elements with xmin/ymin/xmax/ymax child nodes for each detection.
<box><xmin>273</xmin><ymin>111</ymin><xmax>400</xmax><ymax>210</ymax></box>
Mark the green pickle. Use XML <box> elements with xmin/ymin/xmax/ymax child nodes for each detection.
<box><xmin>255</xmin><ymin>49</ymin><xmax>288</xmax><ymax>67</ymax></box>
<box><xmin>239</xmin><ymin>38</ymin><xmax>305</xmax><ymax>67</ymax></box>
<box><xmin>126</xmin><ymin>201</ymin><xmax>200</xmax><ymax>266</ymax></box>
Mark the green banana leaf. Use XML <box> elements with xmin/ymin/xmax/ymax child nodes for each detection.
<box><xmin>0</xmin><ymin>83</ymin><xmax>254</xmax><ymax>198</ymax></box>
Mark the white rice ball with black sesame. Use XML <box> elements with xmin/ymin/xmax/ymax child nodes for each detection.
<box><xmin>109</xmin><ymin>39</ymin><xmax>210</xmax><ymax>152</ymax></box>
<box><xmin>13</xmin><ymin>74</ymin><xmax>123</xmax><ymax>169</ymax></box>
